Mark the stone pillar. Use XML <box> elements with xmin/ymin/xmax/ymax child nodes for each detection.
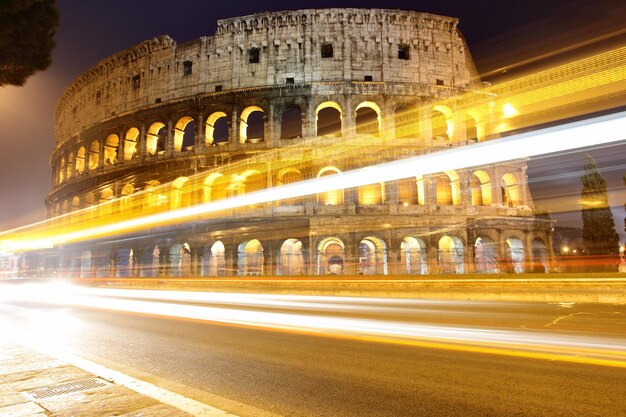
<box><xmin>98</xmin><ymin>139</ymin><xmax>105</xmax><ymax>168</ymax></box>
<box><xmin>196</xmin><ymin>111</ymin><xmax>205</xmax><ymax>153</ymax></box>
<box><xmin>190</xmin><ymin>245</ymin><xmax>201</xmax><ymax>277</ymax></box>
<box><xmin>165</xmin><ymin>119</ymin><xmax>174</xmax><ymax>157</ymax></box>
<box><xmin>453</xmin><ymin>112</ymin><xmax>467</xmax><ymax>144</ymax></box>
<box><xmin>230</xmin><ymin>108</ymin><xmax>239</xmax><ymax>145</ymax></box>
<box><xmin>460</xmin><ymin>171</ymin><xmax>472</xmax><ymax>207</ymax></box>
<box><xmin>139</xmin><ymin>124</ymin><xmax>147</xmax><ymax>160</ymax></box>
<box><xmin>224</xmin><ymin>243</ymin><xmax>239</xmax><ymax>277</ymax></box>
<box><xmin>427</xmin><ymin>237</ymin><xmax>439</xmax><ymax>275</ymax></box>
<box><xmin>424</xmin><ymin>176</ymin><xmax>437</xmax><ymax>206</ymax></box>
<box><xmin>343</xmin><ymin>95</ymin><xmax>355</xmax><ymax>137</ymax></box>
<box><xmin>381</xmin><ymin>98</ymin><xmax>395</xmax><ymax>142</ymax></box>
<box><xmin>492</xmin><ymin>167</ymin><xmax>503</xmax><ymax>205</ymax></box>
<box><xmin>387</xmin><ymin>239</ymin><xmax>400</xmax><ymax>276</ymax></box>
<box><xmin>420</xmin><ymin>106</ymin><xmax>432</xmax><ymax>145</ymax></box>
<box><xmin>158</xmin><ymin>245</ymin><xmax>171</xmax><ymax>277</ymax></box>
<box><xmin>263</xmin><ymin>241</ymin><xmax>275</xmax><ymax>276</ymax></box>
<box><xmin>344</xmin><ymin>237</ymin><xmax>358</xmax><ymax>275</ymax></box>
<box><xmin>264</xmin><ymin>105</ymin><xmax>273</xmax><ymax>146</ymax></box>
<box><xmin>524</xmin><ymin>231</ymin><xmax>533</xmax><ymax>273</ymax></box>
<box><xmin>385</xmin><ymin>180</ymin><xmax>399</xmax><ymax>205</ymax></box>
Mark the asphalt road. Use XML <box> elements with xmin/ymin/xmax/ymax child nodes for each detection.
<box><xmin>1</xmin><ymin>285</ymin><xmax>625</xmax><ymax>417</ymax></box>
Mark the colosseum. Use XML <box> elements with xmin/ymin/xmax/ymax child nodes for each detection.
<box><xmin>46</xmin><ymin>8</ymin><xmax>554</xmax><ymax>278</ymax></box>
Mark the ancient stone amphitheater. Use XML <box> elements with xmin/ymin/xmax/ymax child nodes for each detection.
<box><xmin>48</xmin><ymin>8</ymin><xmax>553</xmax><ymax>277</ymax></box>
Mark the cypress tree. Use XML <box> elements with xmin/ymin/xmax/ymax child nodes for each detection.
<box><xmin>580</xmin><ymin>155</ymin><xmax>619</xmax><ymax>270</ymax></box>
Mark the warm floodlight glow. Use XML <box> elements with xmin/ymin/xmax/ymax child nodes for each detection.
<box><xmin>502</xmin><ymin>103</ymin><xmax>519</xmax><ymax>118</ymax></box>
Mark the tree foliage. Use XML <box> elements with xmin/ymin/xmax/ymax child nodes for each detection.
<box><xmin>0</xmin><ymin>0</ymin><xmax>59</xmax><ymax>87</ymax></box>
<box><xmin>580</xmin><ymin>154</ymin><xmax>619</xmax><ymax>258</ymax></box>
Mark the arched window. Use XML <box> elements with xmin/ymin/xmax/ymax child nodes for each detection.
<box><xmin>66</xmin><ymin>152</ymin><xmax>74</xmax><ymax>180</ymax></box>
<box><xmin>170</xmin><ymin>243</ymin><xmax>191</xmax><ymax>277</ymax></box>
<box><xmin>99</xmin><ymin>187</ymin><xmax>114</xmax><ymax>217</ymax></box>
<box><xmin>279</xmin><ymin>239</ymin><xmax>304</xmax><ymax>275</ymax></box>
<box><xmin>280</xmin><ymin>107</ymin><xmax>303</xmax><ymax>139</ymax></box>
<box><xmin>357</xmin><ymin>181</ymin><xmax>383</xmax><ymax>205</ymax></box>
<box><xmin>438</xmin><ymin>235</ymin><xmax>464</xmax><ymax>274</ymax></box>
<box><xmin>240</xmin><ymin>170</ymin><xmax>266</xmax><ymax>194</ymax></box>
<box><xmin>204</xmin><ymin>173</ymin><xmax>228</xmax><ymax>202</ymax></box>
<box><xmin>208</xmin><ymin>241</ymin><xmax>226</xmax><ymax>276</ymax></box>
<box><xmin>432</xmin><ymin>105</ymin><xmax>453</xmax><ymax>141</ymax></box>
<box><xmin>316</xmin><ymin>101</ymin><xmax>342</xmax><ymax>137</ymax></box>
<box><xmin>278</xmin><ymin>168</ymin><xmax>303</xmax><ymax>206</ymax></box>
<box><xmin>147</xmin><ymin>122</ymin><xmax>166</xmax><ymax>156</ymax></box>
<box><xmin>436</xmin><ymin>171</ymin><xmax>460</xmax><ymax>206</ymax></box>
<box><xmin>205</xmin><ymin>112</ymin><xmax>229</xmax><ymax>145</ymax></box>
<box><xmin>355</xmin><ymin>102</ymin><xmax>381</xmax><ymax>136</ymax></box>
<box><xmin>505</xmin><ymin>237</ymin><xmax>525</xmax><ymax>273</ymax></box>
<box><xmin>238</xmin><ymin>239</ymin><xmax>264</xmax><ymax>276</ymax></box>
<box><xmin>474</xmin><ymin>237</ymin><xmax>498</xmax><ymax>273</ymax></box>
<box><xmin>471</xmin><ymin>170</ymin><xmax>492</xmax><ymax>206</ymax></box>
<box><xmin>397</xmin><ymin>177</ymin><xmax>418</xmax><ymax>205</ymax></box>
<box><xmin>240</xmin><ymin>106</ymin><xmax>264</xmax><ymax>143</ymax></box>
<box><xmin>88</xmin><ymin>140</ymin><xmax>100</xmax><ymax>170</ymax></box>
<box><xmin>502</xmin><ymin>173</ymin><xmax>520</xmax><ymax>207</ymax></box>
<box><xmin>318</xmin><ymin>237</ymin><xmax>345</xmax><ymax>275</ymax></box>
<box><xmin>171</xmin><ymin>177</ymin><xmax>193</xmax><ymax>208</ymax></box>
<box><xmin>358</xmin><ymin>236</ymin><xmax>387</xmax><ymax>275</ymax></box>
<box><xmin>58</xmin><ymin>157</ymin><xmax>66</xmax><ymax>183</ymax></box>
<box><xmin>71</xmin><ymin>196</ymin><xmax>80</xmax><ymax>212</ymax></box>
<box><xmin>120</xmin><ymin>183</ymin><xmax>135</xmax><ymax>213</ymax></box>
<box><xmin>145</xmin><ymin>180</ymin><xmax>163</xmax><ymax>210</ymax></box>
<box><xmin>104</xmin><ymin>134</ymin><xmax>119</xmax><ymax>165</ymax></box>
<box><xmin>76</xmin><ymin>146</ymin><xmax>86</xmax><ymax>174</ymax></box>
<box><xmin>317</xmin><ymin>167</ymin><xmax>344</xmax><ymax>206</ymax></box>
<box><xmin>465</xmin><ymin>113</ymin><xmax>478</xmax><ymax>142</ymax></box>
<box><xmin>174</xmin><ymin>117</ymin><xmax>195</xmax><ymax>152</ymax></box>
<box><xmin>401</xmin><ymin>237</ymin><xmax>427</xmax><ymax>274</ymax></box>
<box><xmin>124</xmin><ymin>128</ymin><xmax>140</xmax><ymax>160</ymax></box>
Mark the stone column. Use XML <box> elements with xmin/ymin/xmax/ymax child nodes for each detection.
<box><xmin>343</xmin><ymin>95</ymin><xmax>355</xmax><ymax>137</ymax></box>
<box><xmin>139</xmin><ymin>124</ymin><xmax>147</xmax><ymax>160</ymax></box>
<box><xmin>230</xmin><ymin>108</ymin><xmax>239</xmax><ymax>146</ymax></box>
<box><xmin>196</xmin><ymin>111</ymin><xmax>205</xmax><ymax>153</ymax></box>
<box><xmin>165</xmin><ymin>119</ymin><xmax>174</xmax><ymax>157</ymax></box>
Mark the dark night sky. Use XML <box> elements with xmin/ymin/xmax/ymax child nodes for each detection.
<box><xmin>1</xmin><ymin>0</ymin><xmax>624</xmax><ymax>240</ymax></box>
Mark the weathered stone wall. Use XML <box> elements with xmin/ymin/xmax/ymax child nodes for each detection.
<box><xmin>54</xmin><ymin>9</ymin><xmax>476</xmax><ymax>145</ymax></box>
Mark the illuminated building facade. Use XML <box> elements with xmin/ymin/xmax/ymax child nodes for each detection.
<box><xmin>48</xmin><ymin>9</ymin><xmax>553</xmax><ymax>277</ymax></box>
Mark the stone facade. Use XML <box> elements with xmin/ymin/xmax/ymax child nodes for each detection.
<box><xmin>46</xmin><ymin>9</ymin><xmax>553</xmax><ymax>277</ymax></box>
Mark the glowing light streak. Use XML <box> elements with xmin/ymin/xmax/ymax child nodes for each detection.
<box><xmin>3</xmin><ymin>284</ymin><xmax>626</xmax><ymax>368</ymax></box>
<box><xmin>41</xmin><ymin>111</ymin><xmax>626</xmax><ymax>244</ymax></box>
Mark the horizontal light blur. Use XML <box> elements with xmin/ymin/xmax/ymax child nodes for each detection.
<box><xmin>2</xmin><ymin>283</ymin><xmax>626</xmax><ymax>368</ymax></box>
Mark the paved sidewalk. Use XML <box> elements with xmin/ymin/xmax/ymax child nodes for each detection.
<box><xmin>0</xmin><ymin>342</ymin><xmax>192</xmax><ymax>417</ymax></box>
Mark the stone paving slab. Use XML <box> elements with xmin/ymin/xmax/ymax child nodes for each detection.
<box><xmin>0</xmin><ymin>341</ymin><xmax>193</xmax><ymax>417</ymax></box>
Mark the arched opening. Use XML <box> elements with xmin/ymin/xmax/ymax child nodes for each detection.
<box><xmin>438</xmin><ymin>235</ymin><xmax>464</xmax><ymax>274</ymax></box>
<box><xmin>174</xmin><ymin>116</ymin><xmax>195</xmax><ymax>152</ymax></box>
<box><xmin>240</xmin><ymin>106</ymin><xmax>264</xmax><ymax>143</ymax></box>
<box><xmin>120</xmin><ymin>183</ymin><xmax>135</xmax><ymax>213</ymax></box>
<box><xmin>279</xmin><ymin>239</ymin><xmax>304</xmax><ymax>275</ymax></box>
<box><xmin>66</xmin><ymin>152</ymin><xmax>74</xmax><ymax>180</ymax></box>
<box><xmin>318</xmin><ymin>237</ymin><xmax>345</xmax><ymax>275</ymax></box>
<box><xmin>432</xmin><ymin>106</ymin><xmax>453</xmax><ymax>141</ymax></box>
<box><xmin>401</xmin><ymin>237</ymin><xmax>427</xmax><ymax>274</ymax></box>
<box><xmin>171</xmin><ymin>177</ymin><xmax>193</xmax><ymax>208</ymax></box>
<box><xmin>76</xmin><ymin>146</ymin><xmax>86</xmax><ymax>174</ymax></box>
<box><xmin>104</xmin><ymin>134</ymin><xmax>119</xmax><ymax>165</ymax></box>
<box><xmin>316</xmin><ymin>101</ymin><xmax>342</xmax><ymax>137</ymax></box>
<box><xmin>278</xmin><ymin>168</ymin><xmax>303</xmax><ymax>206</ymax></box>
<box><xmin>99</xmin><ymin>187</ymin><xmax>114</xmax><ymax>217</ymax></box>
<box><xmin>170</xmin><ymin>243</ymin><xmax>191</xmax><ymax>277</ymax></box>
<box><xmin>505</xmin><ymin>237</ymin><xmax>525</xmax><ymax>273</ymax></box>
<box><xmin>150</xmin><ymin>245</ymin><xmax>160</xmax><ymax>277</ymax></box>
<box><xmin>394</xmin><ymin>104</ymin><xmax>417</xmax><ymax>139</ymax></box>
<box><xmin>474</xmin><ymin>237</ymin><xmax>498</xmax><ymax>273</ymax></box>
<box><xmin>58</xmin><ymin>158</ymin><xmax>66</xmax><ymax>183</ymax></box>
<box><xmin>436</xmin><ymin>171</ymin><xmax>460</xmax><ymax>206</ymax></box>
<box><xmin>204</xmin><ymin>173</ymin><xmax>227</xmax><ymax>202</ymax></box>
<box><xmin>205</xmin><ymin>112</ymin><xmax>229</xmax><ymax>145</ymax></box>
<box><xmin>145</xmin><ymin>180</ymin><xmax>164</xmax><ymax>210</ymax></box>
<box><xmin>398</xmin><ymin>177</ymin><xmax>418</xmax><ymax>205</ymax></box>
<box><xmin>80</xmin><ymin>250</ymin><xmax>92</xmax><ymax>278</ymax></box>
<box><xmin>471</xmin><ymin>170</ymin><xmax>492</xmax><ymax>206</ymax></box>
<box><xmin>147</xmin><ymin>122</ymin><xmax>166</xmax><ymax>156</ymax></box>
<box><xmin>240</xmin><ymin>169</ymin><xmax>266</xmax><ymax>195</ymax></box>
<box><xmin>502</xmin><ymin>173</ymin><xmax>520</xmax><ymax>207</ymax></box>
<box><xmin>465</xmin><ymin>113</ymin><xmax>478</xmax><ymax>142</ymax></box>
<box><xmin>280</xmin><ymin>107</ymin><xmax>303</xmax><ymax>139</ymax></box>
<box><xmin>358</xmin><ymin>236</ymin><xmax>387</xmax><ymax>275</ymax></box>
<box><xmin>531</xmin><ymin>238</ymin><xmax>548</xmax><ymax>273</ymax></box>
<box><xmin>238</xmin><ymin>239</ymin><xmax>264</xmax><ymax>276</ymax></box>
<box><xmin>88</xmin><ymin>140</ymin><xmax>100</xmax><ymax>170</ymax></box>
<box><xmin>355</xmin><ymin>101</ymin><xmax>381</xmax><ymax>136</ymax></box>
<box><xmin>208</xmin><ymin>241</ymin><xmax>226</xmax><ymax>276</ymax></box>
<box><xmin>71</xmin><ymin>196</ymin><xmax>80</xmax><ymax>212</ymax></box>
<box><xmin>124</xmin><ymin>127</ymin><xmax>140</xmax><ymax>160</ymax></box>
<box><xmin>116</xmin><ymin>248</ymin><xmax>134</xmax><ymax>277</ymax></box>
<box><xmin>317</xmin><ymin>167</ymin><xmax>344</xmax><ymax>206</ymax></box>
<box><xmin>357</xmin><ymin>182</ymin><xmax>383</xmax><ymax>205</ymax></box>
